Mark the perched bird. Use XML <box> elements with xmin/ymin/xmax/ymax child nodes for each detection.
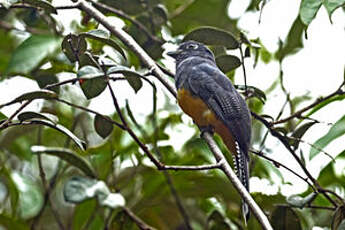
<box><xmin>167</xmin><ymin>41</ymin><xmax>252</xmax><ymax>222</ymax></box>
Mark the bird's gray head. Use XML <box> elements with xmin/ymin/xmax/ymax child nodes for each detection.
<box><xmin>167</xmin><ymin>41</ymin><xmax>214</xmax><ymax>63</ymax></box>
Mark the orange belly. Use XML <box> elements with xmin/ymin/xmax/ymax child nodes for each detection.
<box><xmin>177</xmin><ymin>88</ymin><xmax>236</xmax><ymax>154</ymax></box>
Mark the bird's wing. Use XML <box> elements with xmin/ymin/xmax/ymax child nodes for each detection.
<box><xmin>187</xmin><ymin>62</ymin><xmax>251</xmax><ymax>154</ymax></box>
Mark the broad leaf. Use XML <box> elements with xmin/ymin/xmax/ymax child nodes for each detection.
<box><xmin>80</xmin><ymin>29</ymin><xmax>126</xmax><ymax>60</ymax></box>
<box><xmin>94</xmin><ymin>114</ymin><xmax>113</xmax><ymax>139</ymax></box>
<box><xmin>18</xmin><ymin>111</ymin><xmax>58</xmax><ymax>123</ymax></box>
<box><xmin>215</xmin><ymin>54</ymin><xmax>241</xmax><ymax>73</ymax></box>
<box><xmin>310</xmin><ymin>115</ymin><xmax>345</xmax><ymax>159</ymax></box>
<box><xmin>29</xmin><ymin>119</ymin><xmax>86</xmax><ymax>150</ymax></box>
<box><xmin>271</xmin><ymin>206</ymin><xmax>302</xmax><ymax>230</ymax></box>
<box><xmin>299</xmin><ymin>0</ymin><xmax>323</xmax><ymax>26</ymax></box>
<box><xmin>183</xmin><ymin>27</ymin><xmax>239</xmax><ymax>49</ymax></box>
<box><xmin>323</xmin><ymin>0</ymin><xmax>345</xmax><ymax>23</ymax></box>
<box><xmin>64</xmin><ymin>176</ymin><xmax>125</xmax><ymax>208</ymax></box>
<box><xmin>0</xmin><ymin>214</ymin><xmax>29</xmax><ymax>230</ymax></box>
<box><xmin>61</xmin><ymin>34</ymin><xmax>87</xmax><ymax>63</ymax></box>
<box><xmin>290</xmin><ymin>121</ymin><xmax>317</xmax><ymax>150</ymax></box>
<box><xmin>77</xmin><ymin>66</ymin><xmax>107</xmax><ymax>99</ymax></box>
<box><xmin>23</xmin><ymin>0</ymin><xmax>57</xmax><ymax>14</ymax></box>
<box><xmin>0</xmin><ymin>90</ymin><xmax>57</xmax><ymax>109</ymax></box>
<box><xmin>286</xmin><ymin>192</ymin><xmax>317</xmax><ymax>208</ymax></box>
<box><xmin>6</xmin><ymin>35</ymin><xmax>61</xmax><ymax>75</ymax></box>
<box><xmin>31</xmin><ymin>146</ymin><xmax>95</xmax><ymax>177</ymax></box>
<box><xmin>107</xmin><ymin>66</ymin><xmax>143</xmax><ymax>93</ymax></box>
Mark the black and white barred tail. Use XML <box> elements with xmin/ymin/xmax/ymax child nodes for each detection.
<box><xmin>234</xmin><ymin>141</ymin><xmax>250</xmax><ymax>223</ymax></box>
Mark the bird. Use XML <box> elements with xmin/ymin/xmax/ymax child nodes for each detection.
<box><xmin>167</xmin><ymin>40</ymin><xmax>252</xmax><ymax>222</ymax></box>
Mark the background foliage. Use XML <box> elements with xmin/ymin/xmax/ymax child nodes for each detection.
<box><xmin>0</xmin><ymin>0</ymin><xmax>345</xmax><ymax>229</ymax></box>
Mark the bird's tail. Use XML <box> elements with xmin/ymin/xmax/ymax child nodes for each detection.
<box><xmin>234</xmin><ymin>142</ymin><xmax>250</xmax><ymax>223</ymax></box>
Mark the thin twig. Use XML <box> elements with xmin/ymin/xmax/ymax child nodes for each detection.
<box><xmin>250</xmin><ymin>149</ymin><xmax>313</xmax><ymax>188</ymax></box>
<box><xmin>273</xmin><ymin>82</ymin><xmax>345</xmax><ymax>125</ymax></box>
<box><xmin>123</xmin><ymin>207</ymin><xmax>157</xmax><ymax>230</ymax></box>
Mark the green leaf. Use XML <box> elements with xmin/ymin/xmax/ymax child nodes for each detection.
<box><xmin>23</xmin><ymin>0</ymin><xmax>57</xmax><ymax>14</ymax></box>
<box><xmin>183</xmin><ymin>27</ymin><xmax>239</xmax><ymax>49</ymax></box>
<box><xmin>271</xmin><ymin>206</ymin><xmax>302</xmax><ymax>230</ymax></box>
<box><xmin>286</xmin><ymin>192</ymin><xmax>317</xmax><ymax>208</ymax></box>
<box><xmin>323</xmin><ymin>0</ymin><xmax>345</xmax><ymax>23</ymax></box>
<box><xmin>72</xmin><ymin>199</ymin><xmax>97</xmax><ymax>230</ymax></box>
<box><xmin>332</xmin><ymin>206</ymin><xmax>345</xmax><ymax>230</ymax></box>
<box><xmin>0</xmin><ymin>90</ymin><xmax>57</xmax><ymax>109</ymax></box>
<box><xmin>94</xmin><ymin>114</ymin><xmax>113</xmax><ymax>139</ymax></box>
<box><xmin>290</xmin><ymin>121</ymin><xmax>317</xmax><ymax>150</ymax></box>
<box><xmin>80</xmin><ymin>29</ymin><xmax>126</xmax><ymax>60</ymax></box>
<box><xmin>31</xmin><ymin>146</ymin><xmax>95</xmax><ymax>177</ymax></box>
<box><xmin>18</xmin><ymin>111</ymin><xmax>58</xmax><ymax>123</ymax></box>
<box><xmin>215</xmin><ymin>54</ymin><xmax>241</xmax><ymax>73</ymax></box>
<box><xmin>0</xmin><ymin>214</ymin><xmax>29</xmax><ymax>230</ymax></box>
<box><xmin>310</xmin><ymin>115</ymin><xmax>345</xmax><ymax>159</ymax></box>
<box><xmin>5</xmin><ymin>35</ymin><xmax>61</xmax><ymax>75</ymax></box>
<box><xmin>29</xmin><ymin>119</ymin><xmax>86</xmax><ymax>150</ymax></box>
<box><xmin>107</xmin><ymin>66</ymin><xmax>143</xmax><ymax>93</ymax></box>
<box><xmin>0</xmin><ymin>0</ymin><xmax>19</xmax><ymax>8</ymax></box>
<box><xmin>77</xmin><ymin>66</ymin><xmax>107</xmax><ymax>99</ymax></box>
<box><xmin>64</xmin><ymin>176</ymin><xmax>125</xmax><ymax>208</ymax></box>
<box><xmin>61</xmin><ymin>34</ymin><xmax>87</xmax><ymax>63</ymax></box>
<box><xmin>299</xmin><ymin>0</ymin><xmax>323</xmax><ymax>26</ymax></box>
<box><xmin>275</xmin><ymin>17</ymin><xmax>305</xmax><ymax>61</ymax></box>
<box><xmin>0</xmin><ymin>112</ymin><xmax>7</xmax><ymax>120</ymax></box>
<box><xmin>306</xmin><ymin>94</ymin><xmax>345</xmax><ymax>117</ymax></box>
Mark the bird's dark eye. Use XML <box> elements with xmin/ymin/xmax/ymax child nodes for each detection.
<box><xmin>186</xmin><ymin>43</ymin><xmax>198</xmax><ymax>50</ymax></box>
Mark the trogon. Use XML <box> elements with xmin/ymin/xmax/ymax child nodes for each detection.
<box><xmin>167</xmin><ymin>41</ymin><xmax>252</xmax><ymax>222</ymax></box>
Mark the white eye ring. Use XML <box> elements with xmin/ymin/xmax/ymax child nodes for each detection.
<box><xmin>187</xmin><ymin>43</ymin><xmax>198</xmax><ymax>49</ymax></box>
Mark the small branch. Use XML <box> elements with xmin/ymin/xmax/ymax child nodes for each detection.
<box><xmin>161</xmin><ymin>162</ymin><xmax>222</xmax><ymax>171</ymax></box>
<box><xmin>202</xmin><ymin>132</ymin><xmax>273</xmax><ymax>230</ymax></box>
<box><xmin>239</xmin><ymin>44</ymin><xmax>248</xmax><ymax>94</ymax></box>
<box><xmin>250</xmin><ymin>149</ymin><xmax>313</xmax><ymax>188</ymax></box>
<box><xmin>77</xmin><ymin>0</ymin><xmax>176</xmax><ymax>97</ymax></box>
<box><xmin>273</xmin><ymin>82</ymin><xmax>345</xmax><ymax>125</ymax></box>
<box><xmin>0</xmin><ymin>100</ymin><xmax>32</xmax><ymax>129</ymax></box>
<box><xmin>123</xmin><ymin>207</ymin><xmax>157</xmax><ymax>230</ymax></box>
<box><xmin>89</xmin><ymin>1</ymin><xmax>163</xmax><ymax>45</ymax></box>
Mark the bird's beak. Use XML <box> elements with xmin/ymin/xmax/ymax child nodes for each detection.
<box><xmin>167</xmin><ymin>49</ymin><xmax>182</xmax><ymax>59</ymax></box>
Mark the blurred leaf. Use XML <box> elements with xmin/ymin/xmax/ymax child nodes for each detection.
<box><xmin>23</xmin><ymin>0</ymin><xmax>57</xmax><ymax>14</ymax></box>
<box><xmin>306</xmin><ymin>94</ymin><xmax>345</xmax><ymax>117</ymax></box>
<box><xmin>11</xmin><ymin>172</ymin><xmax>43</xmax><ymax>219</ymax></box>
<box><xmin>0</xmin><ymin>111</ymin><xmax>7</xmax><ymax>120</ymax></box>
<box><xmin>5</xmin><ymin>35</ymin><xmax>61</xmax><ymax>75</ymax></box>
<box><xmin>107</xmin><ymin>66</ymin><xmax>143</xmax><ymax>93</ymax></box>
<box><xmin>310</xmin><ymin>115</ymin><xmax>345</xmax><ymax>159</ymax></box>
<box><xmin>275</xmin><ymin>17</ymin><xmax>305</xmax><ymax>61</ymax></box>
<box><xmin>152</xmin><ymin>4</ymin><xmax>168</xmax><ymax>26</ymax></box>
<box><xmin>33</xmin><ymin>70</ymin><xmax>60</xmax><ymax>93</ymax></box>
<box><xmin>80</xmin><ymin>29</ymin><xmax>126</xmax><ymax>60</ymax></box>
<box><xmin>0</xmin><ymin>0</ymin><xmax>20</xmax><ymax>8</ymax></box>
<box><xmin>236</xmin><ymin>85</ymin><xmax>266</xmax><ymax>103</ymax></box>
<box><xmin>338</xmin><ymin>220</ymin><xmax>345</xmax><ymax>230</ymax></box>
<box><xmin>183</xmin><ymin>26</ymin><xmax>239</xmax><ymax>49</ymax></box>
<box><xmin>290</xmin><ymin>121</ymin><xmax>317</xmax><ymax>150</ymax></box>
<box><xmin>61</xmin><ymin>34</ymin><xmax>87</xmax><ymax>63</ymax></box>
<box><xmin>0</xmin><ymin>90</ymin><xmax>57</xmax><ymax>109</ymax></box>
<box><xmin>72</xmin><ymin>199</ymin><xmax>97</xmax><ymax>230</ymax></box>
<box><xmin>170</xmin><ymin>0</ymin><xmax>237</xmax><ymax>37</ymax></box>
<box><xmin>64</xmin><ymin>176</ymin><xmax>125</xmax><ymax>208</ymax></box>
<box><xmin>77</xmin><ymin>66</ymin><xmax>107</xmax><ymax>99</ymax></box>
<box><xmin>0</xmin><ymin>214</ymin><xmax>29</xmax><ymax>230</ymax></box>
<box><xmin>215</xmin><ymin>54</ymin><xmax>241</xmax><ymax>73</ymax></box>
<box><xmin>94</xmin><ymin>114</ymin><xmax>113</xmax><ymax>139</ymax></box>
<box><xmin>31</xmin><ymin>146</ymin><xmax>95</xmax><ymax>177</ymax></box>
<box><xmin>29</xmin><ymin>119</ymin><xmax>86</xmax><ymax>150</ymax></box>
<box><xmin>323</xmin><ymin>0</ymin><xmax>345</xmax><ymax>23</ymax></box>
<box><xmin>271</xmin><ymin>206</ymin><xmax>302</xmax><ymax>230</ymax></box>
<box><xmin>299</xmin><ymin>0</ymin><xmax>322</xmax><ymax>26</ymax></box>
<box><xmin>18</xmin><ymin>111</ymin><xmax>58</xmax><ymax>123</ymax></box>
<box><xmin>286</xmin><ymin>192</ymin><xmax>317</xmax><ymax>208</ymax></box>
<box><xmin>0</xmin><ymin>167</ymin><xmax>19</xmax><ymax>216</ymax></box>
<box><xmin>207</xmin><ymin>210</ymin><xmax>230</xmax><ymax>230</ymax></box>
<box><xmin>332</xmin><ymin>206</ymin><xmax>345</xmax><ymax>230</ymax></box>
